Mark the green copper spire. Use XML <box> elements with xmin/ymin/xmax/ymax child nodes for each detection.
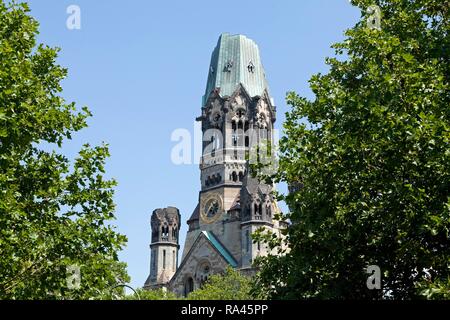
<box><xmin>203</xmin><ymin>33</ymin><xmax>271</xmax><ymax>106</ymax></box>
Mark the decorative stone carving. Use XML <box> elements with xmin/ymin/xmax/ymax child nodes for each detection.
<box><xmin>224</xmin><ymin>60</ymin><xmax>233</xmax><ymax>72</ymax></box>
<box><xmin>247</xmin><ymin>61</ymin><xmax>255</xmax><ymax>73</ymax></box>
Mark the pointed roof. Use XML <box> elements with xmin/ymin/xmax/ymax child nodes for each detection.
<box><xmin>202</xmin><ymin>231</ymin><xmax>237</xmax><ymax>267</ymax></box>
<box><xmin>169</xmin><ymin>230</ymin><xmax>238</xmax><ymax>286</ymax></box>
<box><xmin>242</xmin><ymin>172</ymin><xmax>272</xmax><ymax>195</ymax></box>
<box><xmin>203</xmin><ymin>33</ymin><xmax>272</xmax><ymax>106</ymax></box>
<box><xmin>229</xmin><ymin>193</ymin><xmax>241</xmax><ymax>211</ymax></box>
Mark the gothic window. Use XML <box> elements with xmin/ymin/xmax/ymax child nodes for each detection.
<box><xmin>237</xmin><ymin>121</ymin><xmax>244</xmax><ymax>147</ymax></box>
<box><xmin>161</xmin><ymin>225</ymin><xmax>169</xmax><ymax>240</ymax></box>
<box><xmin>267</xmin><ymin>204</ymin><xmax>271</xmax><ymax>218</ymax></box>
<box><xmin>184</xmin><ymin>277</ymin><xmax>194</xmax><ymax>297</ymax></box>
<box><xmin>258</xmin><ymin>204</ymin><xmax>262</xmax><ymax>216</ymax></box>
<box><xmin>254</xmin><ymin>203</ymin><xmax>258</xmax><ymax>217</ymax></box>
<box><xmin>216</xmin><ymin>174</ymin><xmax>221</xmax><ymax>183</ymax></box>
<box><xmin>232</xmin><ymin>171</ymin><xmax>237</xmax><ymax>182</ymax></box>
<box><xmin>151</xmin><ymin>249</ymin><xmax>156</xmax><ymax>273</ymax></box>
<box><xmin>244</xmin><ymin>121</ymin><xmax>249</xmax><ymax>131</ymax></box>
<box><xmin>238</xmin><ymin>172</ymin><xmax>243</xmax><ymax>182</ymax></box>
<box><xmin>248</xmin><ymin>61</ymin><xmax>255</xmax><ymax>73</ymax></box>
<box><xmin>163</xmin><ymin>250</ymin><xmax>166</xmax><ymax>269</ymax></box>
<box><xmin>234</xmin><ymin>149</ymin><xmax>238</xmax><ymax>159</ymax></box>
<box><xmin>232</xmin><ymin>134</ymin><xmax>238</xmax><ymax>147</ymax></box>
<box><xmin>245</xmin><ymin>136</ymin><xmax>249</xmax><ymax>147</ymax></box>
<box><xmin>172</xmin><ymin>224</ymin><xmax>177</xmax><ymax>240</ymax></box>
<box><xmin>197</xmin><ymin>262</ymin><xmax>211</xmax><ymax>288</ymax></box>
<box><xmin>260</xmin><ymin>127</ymin><xmax>269</xmax><ymax>140</ymax></box>
<box><xmin>232</xmin><ymin>120</ymin><xmax>236</xmax><ymax>131</ymax></box>
<box><xmin>245</xmin><ymin>230</ymin><xmax>250</xmax><ymax>252</ymax></box>
<box><xmin>173</xmin><ymin>250</ymin><xmax>176</xmax><ymax>271</ymax></box>
<box><xmin>201</xmin><ymin>265</ymin><xmax>210</xmax><ymax>286</ymax></box>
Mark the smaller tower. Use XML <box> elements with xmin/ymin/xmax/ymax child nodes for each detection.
<box><xmin>240</xmin><ymin>175</ymin><xmax>274</xmax><ymax>269</ymax></box>
<box><xmin>145</xmin><ymin>207</ymin><xmax>180</xmax><ymax>289</ymax></box>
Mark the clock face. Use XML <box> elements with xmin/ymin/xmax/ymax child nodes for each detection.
<box><xmin>200</xmin><ymin>193</ymin><xmax>223</xmax><ymax>224</ymax></box>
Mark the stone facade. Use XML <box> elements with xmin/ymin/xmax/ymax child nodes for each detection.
<box><xmin>144</xmin><ymin>33</ymin><xmax>285</xmax><ymax>296</ymax></box>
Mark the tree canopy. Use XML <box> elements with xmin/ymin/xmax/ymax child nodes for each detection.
<box><xmin>253</xmin><ymin>0</ymin><xmax>449</xmax><ymax>299</ymax></box>
<box><xmin>0</xmin><ymin>1</ymin><xmax>128</xmax><ymax>299</ymax></box>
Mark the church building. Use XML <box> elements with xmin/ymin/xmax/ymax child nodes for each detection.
<box><xmin>144</xmin><ymin>33</ymin><xmax>285</xmax><ymax>296</ymax></box>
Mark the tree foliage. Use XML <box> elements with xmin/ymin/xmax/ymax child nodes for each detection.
<box><xmin>253</xmin><ymin>0</ymin><xmax>449</xmax><ymax>299</ymax></box>
<box><xmin>124</xmin><ymin>288</ymin><xmax>178</xmax><ymax>300</ymax></box>
<box><xmin>0</xmin><ymin>1</ymin><xmax>128</xmax><ymax>299</ymax></box>
<box><xmin>187</xmin><ymin>267</ymin><xmax>254</xmax><ymax>300</ymax></box>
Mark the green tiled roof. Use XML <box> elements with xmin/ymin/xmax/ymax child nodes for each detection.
<box><xmin>202</xmin><ymin>231</ymin><xmax>238</xmax><ymax>267</ymax></box>
<box><xmin>202</xmin><ymin>33</ymin><xmax>271</xmax><ymax>106</ymax></box>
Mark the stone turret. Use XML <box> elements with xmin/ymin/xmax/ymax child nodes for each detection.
<box><xmin>144</xmin><ymin>207</ymin><xmax>180</xmax><ymax>289</ymax></box>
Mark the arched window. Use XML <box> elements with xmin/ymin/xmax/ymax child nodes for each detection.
<box><xmin>184</xmin><ymin>277</ymin><xmax>194</xmax><ymax>297</ymax></box>
<box><xmin>232</xmin><ymin>120</ymin><xmax>238</xmax><ymax>147</ymax></box>
<box><xmin>258</xmin><ymin>204</ymin><xmax>262</xmax><ymax>215</ymax></box>
<box><xmin>237</xmin><ymin>121</ymin><xmax>244</xmax><ymax>147</ymax></box>
<box><xmin>238</xmin><ymin>172</ymin><xmax>243</xmax><ymax>182</ymax></box>
<box><xmin>162</xmin><ymin>225</ymin><xmax>169</xmax><ymax>239</ymax></box>
<box><xmin>172</xmin><ymin>225</ymin><xmax>177</xmax><ymax>240</ymax></box>
<box><xmin>232</xmin><ymin>171</ymin><xmax>237</xmax><ymax>182</ymax></box>
<box><xmin>197</xmin><ymin>262</ymin><xmax>211</xmax><ymax>288</ymax></box>
<box><xmin>245</xmin><ymin>230</ymin><xmax>250</xmax><ymax>252</ymax></box>
<box><xmin>233</xmin><ymin>134</ymin><xmax>238</xmax><ymax>146</ymax></box>
<box><xmin>163</xmin><ymin>250</ymin><xmax>166</xmax><ymax>269</ymax></box>
<box><xmin>151</xmin><ymin>249</ymin><xmax>156</xmax><ymax>272</ymax></box>
<box><xmin>173</xmin><ymin>250</ymin><xmax>176</xmax><ymax>271</ymax></box>
<box><xmin>266</xmin><ymin>205</ymin><xmax>271</xmax><ymax>218</ymax></box>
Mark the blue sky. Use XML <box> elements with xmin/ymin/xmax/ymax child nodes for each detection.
<box><xmin>27</xmin><ymin>0</ymin><xmax>360</xmax><ymax>290</ymax></box>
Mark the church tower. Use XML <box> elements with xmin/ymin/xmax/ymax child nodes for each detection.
<box><xmin>145</xmin><ymin>207</ymin><xmax>180</xmax><ymax>289</ymax></box>
<box><xmin>181</xmin><ymin>33</ymin><xmax>277</xmax><ymax>261</ymax></box>
<box><xmin>145</xmin><ymin>33</ymin><xmax>285</xmax><ymax>296</ymax></box>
